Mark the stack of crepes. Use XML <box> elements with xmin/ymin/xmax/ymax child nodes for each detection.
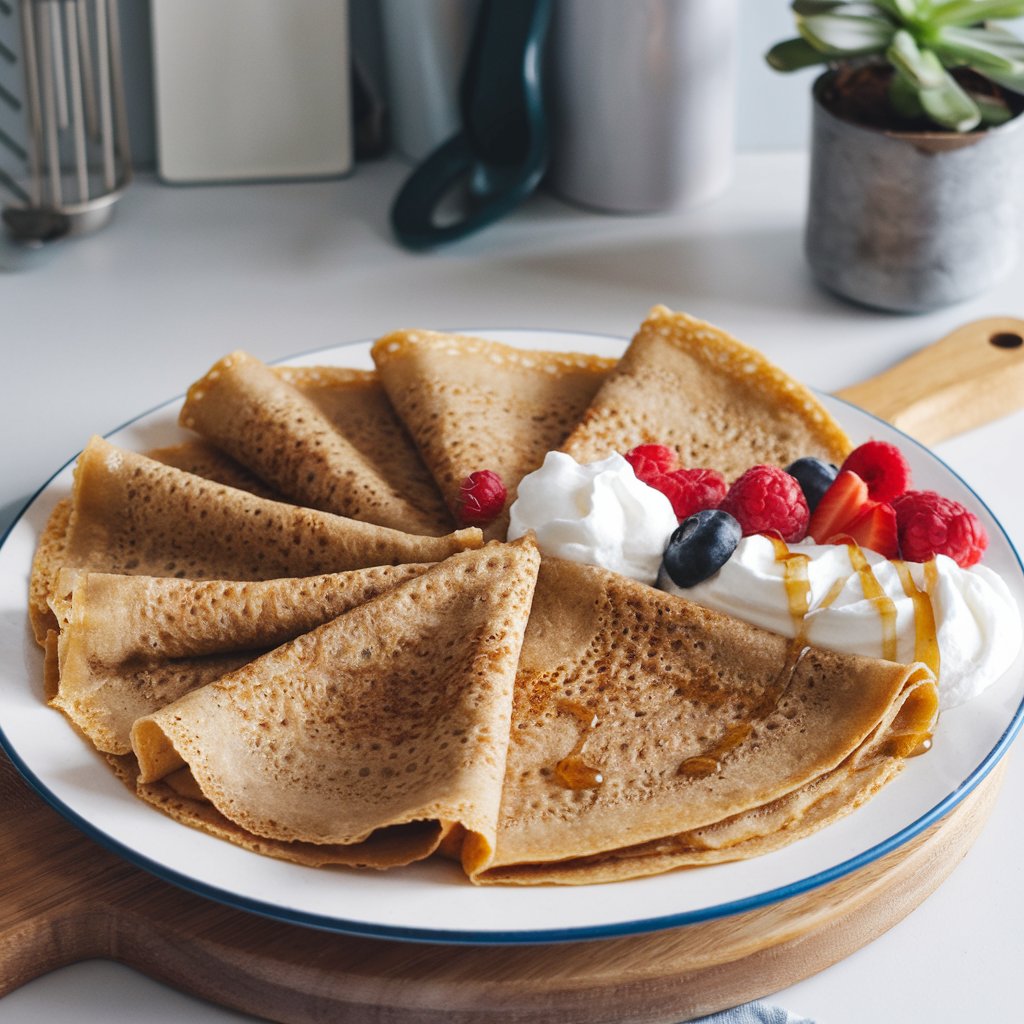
<box><xmin>32</xmin><ymin>306</ymin><xmax>939</xmax><ymax>884</ymax></box>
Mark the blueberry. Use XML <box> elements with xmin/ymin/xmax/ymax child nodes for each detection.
<box><xmin>661</xmin><ymin>509</ymin><xmax>742</xmax><ymax>589</ymax></box>
<box><xmin>785</xmin><ymin>457</ymin><xmax>838</xmax><ymax>512</ymax></box>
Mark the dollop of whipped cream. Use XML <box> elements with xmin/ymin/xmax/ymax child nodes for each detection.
<box><xmin>658</xmin><ymin>534</ymin><xmax>1022</xmax><ymax>710</ymax></box>
<box><xmin>508</xmin><ymin>451</ymin><xmax>677</xmax><ymax>585</ymax></box>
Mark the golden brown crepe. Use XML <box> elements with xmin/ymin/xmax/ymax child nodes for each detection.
<box><xmin>371</xmin><ymin>329</ymin><xmax>615</xmax><ymax>538</ymax></box>
<box><xmin>277</xmin><ymin>364</ymin><xmax>452</xmax><ymax>533</ymax></box>
<box><xmin>130</xmin><ymin>539</ymin><xmax>541</xmax><ymax>870</ymax></box>
<box><xmin>471</xmin><ymin>558</ymin><xmax>938</xmax><ymax>884</ymax></box>
<box><xmin>146</xmin><ymin>439</ymin><xmax>283</xmax><ymax>501</ymax></box>
<box><xmin>49</xmin><ymin>563</ymin><xmax>433</xmax><ymax>755</ymax></box>
<box><xmin>561</xmin><ymin>306</ymin><xmax>853</xmax><ymax>480</ymax></box>
<box><xmin>180</xmin><ymin>351</ymin><xmax>450</xmax><ymax>535</ymax></box>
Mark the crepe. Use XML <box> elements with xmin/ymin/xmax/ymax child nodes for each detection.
<box><xmin>472</xmin><ymin>557</ymin><xmax>938</xmax><ymax>884</ymax></box>
<box><xmin>371</xmin><ymin>329</ymin><xmax>615</xmax><ymax>538</ymax></box>
<box><xmin>561</xmin><ymin>306</ymin><xmax>853</xmax><ymax>480</ymax></box>
<box><xmin>49</xmin><ymin>563</ymin><xmax>432</xmax><ymax>755</ymax></box>
<box><xmin>130</xmin><ymin>538</ymin><xmax>541</xmax><ymax>869</ymax></box>
<box><xmin>180</xmin><ymin>352</ymin><xmax>451</xmax><ymax>535</ymax></box>
<box><xmin>28</xmin><ymin>441</ymin><xmax>285</xmax><ymax>646</ymax></box>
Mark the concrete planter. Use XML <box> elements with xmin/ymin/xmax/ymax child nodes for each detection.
<box><xmin>805</xmin><ymin>72</ymin><xmax>1024</xmax><ymax>313</ymax></box>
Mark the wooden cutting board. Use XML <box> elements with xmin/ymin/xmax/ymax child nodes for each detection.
<box><xmin>3</xmin><ymin>317</ymin><xmax>1024</xmax><ymax>1023</ymax></box>
<box><xmin>0</xmin><ymin>752</ymin><xmax>1007</xmax><ymax>1024</ymax></box>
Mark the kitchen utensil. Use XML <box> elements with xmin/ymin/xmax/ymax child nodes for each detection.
<box><xmin>1</xmin><ymin>0</ymin><xmax>131</xmax><ymax>238</ymax></box>
<box><xmin>390</xmin><ymin>0</ymin><xmax>550</xmax><ymax>250</ymax></box>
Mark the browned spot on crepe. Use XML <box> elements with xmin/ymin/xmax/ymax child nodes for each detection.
<box><xmin>131</xmin><ymin>539</ymin><xmax>541</xmax><ymax>870</ymax></box>
<box><xmin>372</xmin><ymin>330</ymin><xmax>615</xmax><ymax>538</ymax></box>
<box><xmin>561</xmin><ymin>306</ymin><xmax>852</xmax><ymax>480</ymax></box>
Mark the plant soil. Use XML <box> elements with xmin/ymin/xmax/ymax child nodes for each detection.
<box><xmin>819</xmin><ymin>63</ymin><xmax>1019</xmax><ymax>133</ymax></box>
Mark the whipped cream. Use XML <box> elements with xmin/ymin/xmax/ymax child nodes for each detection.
<box><xmin>508</xmin><ymin>451</ymin><xmax>677</xmax><ymax>585</ymax></box>
<box><xmin>658</xmin><ymin>534</ymin><xmax>1022</xmax><ymax>709</ymax></box>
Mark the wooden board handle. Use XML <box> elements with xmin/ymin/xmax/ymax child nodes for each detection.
<box><xmin>835</xmin><ymin>317</ymin><xmax>1024</xmax><ymax>445</ymax></box>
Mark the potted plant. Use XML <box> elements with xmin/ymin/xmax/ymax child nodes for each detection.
<box><xmin>767</xmin><ymin>0</ymin><xmax>1024</xmax><ymax>312</ymax></box>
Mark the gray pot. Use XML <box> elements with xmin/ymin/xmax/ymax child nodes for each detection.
<box><xmin>805</xmin><ymin>73</ymin><xmax>1024</xmax><ymax>313</ymax></box>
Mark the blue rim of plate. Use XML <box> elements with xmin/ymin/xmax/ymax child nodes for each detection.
<box><xmin>1</xmin><ymin>330</ymin><xmax>1022</xmax><ymax>947</ymax></box>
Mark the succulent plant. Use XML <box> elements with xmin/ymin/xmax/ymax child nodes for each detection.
<box><xmin>767</xmin><ymin>0</ymin><xmax>1024</xmax><ymax>131</ymax></box>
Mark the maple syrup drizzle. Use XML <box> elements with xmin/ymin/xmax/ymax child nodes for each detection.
<box><xmin>554</xmin><ymin>699</ymin><xmax>604</xmax><ymax>790</ymax></box>
<box><xmin>677</xmin><ymin>642</ymin><xmax>811</xmax><ymax>779</ymax></box>
<box><xmin>768</xmin><ymin>536</ymin><xmax>811</xmax><ymax>630</ymax></box>
<box><xmin>892</xmin><ymin>559</ymin><xmax>941</xmax><ymax>678</ymax></box>
<box><xmin>845</xmin><ymin>543</ymin><xmax>898</xmax><ymax>662</ymax></box>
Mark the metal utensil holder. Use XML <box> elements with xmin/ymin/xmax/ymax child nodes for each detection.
<box><xmin>2</xmin><ymin>0</ymin><xmax>131</xmax><ymax>237</ymax></box>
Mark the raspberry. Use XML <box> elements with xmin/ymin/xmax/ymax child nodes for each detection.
<box><xmin>649</xmin><ymin>468</ymin><xmax>727</xmax><ymax>520</ymax></box>
<box><xmin>624</xmin><ymin>444</ymin><xmax>678</xmax><ymax>483</ymax></box>
<box><xmin>893</xmin><ymin>490</ymin><xmax>988</xmax><ymax>567</ymax></box>
<box><xmin>719</xmin><ymin>465</ymin><xmax>810</xmax><ymax>542</ymax></box>
<box><xmin>839</xmin><ymin>441</ymin><xmax>911</xmax><ymax>502</ymax></box>
<box><xmin>458</xmin><ymin>470</ymin><xmax>507</xmax><ymax>525</ymax></box>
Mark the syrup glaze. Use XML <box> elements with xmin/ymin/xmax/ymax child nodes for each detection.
<box><xmin>554</xmin><ymin>699</ymin><xmax>604</xmax><ymax>791</ymax></box>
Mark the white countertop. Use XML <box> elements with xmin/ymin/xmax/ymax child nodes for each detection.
<box><xmin>2</xmin><ymin>151</ymin><xmax>1023</xmax><ymax>1023</ymax></box>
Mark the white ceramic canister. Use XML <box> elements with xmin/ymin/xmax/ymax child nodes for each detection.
<box><xmin>546</xmin><ymin>0</ymin><xmax>738</xmax><ymax>213</ymax></box>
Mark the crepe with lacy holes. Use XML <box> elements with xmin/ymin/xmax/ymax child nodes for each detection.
<box><xmin>34</xmin><ymin>436</ymin><xmax>480</xmax><ymax>612</ymax></box>
<box><xmin>29</xmin><ymin>441</ymin><xmax>284</xmax><ymax>646</ymax></box>
<box><xmin>48</xmin><ymin>563</ymin><xmax>433</xmax><ymax>755</ymax></box>
<box><xmin>472</xmin><ymin>557</ymin><xmax>938</xmax><ymax>885</ymax></box>
<box><xmin>130</xmin><ymin>539</ymin><xmax>540</xmax><ymax>870</ymax></box>
<box><xmin>180</xmin><ymin>352</ymin><xmax>451</xmax><ymax>536</ymax></box>
<box><xmin>371</xmin><ymin>330</ymin><xmax>615</xmax><ymax>539</ymax></box>
<box><xmin>561</xmin><ymin>306</ymin><xmax>852</xmax><ymax>481</ymax></box>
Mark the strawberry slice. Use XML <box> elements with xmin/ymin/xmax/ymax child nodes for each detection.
<box><xmin>807</xmin><ymin>470</ymin><xmax>870</xmax><ymax>543</ymax></box>
<box><xmin>829</xmin><ymin>501</ymin><xmax>898</xmax><ymax>558</ymax></box>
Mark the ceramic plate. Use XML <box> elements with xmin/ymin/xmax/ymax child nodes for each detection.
<box><xmin>1</xmin><ymin>330</ymin><xmax>1022</xmax><ymax>945</ymax></box>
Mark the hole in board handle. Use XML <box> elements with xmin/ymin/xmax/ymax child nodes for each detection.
<box><xmin>989</xmin><ymin>332</ymin><xmax>1023</xmax><ymax>350</ymax></box>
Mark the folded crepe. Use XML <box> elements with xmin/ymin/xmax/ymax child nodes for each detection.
<box><xmin>28</xmin><ymin>436</ymin><xmax>480</xmax><ymax>639</ymax></box>
<box><xmin>472</xmin><ymin>558</ymin><xmax>938</xmax><ymax>885</ymax></box>
<box><xmin>180</xmin><ymin>352</ymin><xmax>451</xmax><ymax>536</ymax></box>
<box><xmin>561</xmin><ymin>306</ymin><xmax>853</xmax><ymax>480</ymax></box>
<box><xmin>371</xmin><ymin>329</ymin><xmax>615</xmax><ymax>538</ymax></box>
<box><xmin>130</xmin><ymin>539</ymin><xmax>541</xmax><ymax>869</ymax></box>
<box><xmin>145</xmin><ymin>439</ymin><xmax>283</xmax><ymax>501</ymax></box>
<box><xmin>48</xmin><ymin>563</ymin><xmax>432</xmax><ymax>754</ymax></box>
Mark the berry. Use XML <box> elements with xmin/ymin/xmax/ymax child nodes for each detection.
<box><xmin>893</xmin><ymin>490</ymin><xmax>988</xmax><ymax>567</ymax></box>
<box><xmin>807</xmin><ymin>470</ymin><xmax>870</xmax><ymax>544</ymax></box>
<box><xmin>458</xmin><ymin>470</ymin><xmax>507</xmax><ymax>525</ymax></box>
<box><xmin>719</xmin><ymin>465</ymin><xmax>810</xmax><ymax>542</ymax></box>
<box><xmin>785</xmin><ymin>457</ymin><xmax>838</xmax><ymax>512</ymax></box>
<box><xmin>830</xmin><ymin>501</ymin><xmax>899</xmax><ymax>559</ymax></box>
<box><xmin>839</xmin><ymin>441</ymin><xmax>912</xmax><ymax>503</ymax></box>
<box><xmin>624</xmin><ymin>444</ymin><xmax>677</xmax><ymax>483</ymax></box>
<box><xmin>648</xmin><ymin>468</ymin><xmax>727</xmax><ymax>520</ymax></box>
<box><xmin>660</xmin><ymin>509</ymin><xmax>742</xmax><ymax>589</ymax></box>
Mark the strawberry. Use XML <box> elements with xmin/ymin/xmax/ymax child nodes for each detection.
<box><xmin>807</xmin><ymin>470</ymin><xmax>870</xmax><ymax>543</ymax></box>
<box><xmin>829</xmin><ymin>501</ymin><xmax>898</xmax><ymax>558</ymax></box>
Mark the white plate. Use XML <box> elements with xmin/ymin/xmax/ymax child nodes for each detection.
<box><xmin>1</xmin><ymin>330</ymin><xmax>1022</xmax><ymax>945</ymax></box>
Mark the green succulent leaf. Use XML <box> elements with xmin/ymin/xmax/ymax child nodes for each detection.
<box><xmin>971</xmin><ymin>90</ymin><xmax>1015</xmax><ymax>123</ymax></box>
<box><xmin>891</xmin><ymin>0</ymin><xmax>927</xmax><ymax>21</ymax></box>
<box><xmin>888</xmin><ymin>29</ymin><xmax>947</xmax><ymax>85</ymax></box>
<box><xmin>766</xmin><ymin>36</ymin><xmax>833</xmax><ymax>70</ymax></box>
<box><xmin>797</xmin><ymin>12</ymin><xmax>899</xmax><ymax>54</ymax></box>
<box><xmin>889</xmin><ymin>68</ymin><xmax>928</xmax><ymax>115</ymax></box>
<box><xmin>932</xmin><ymin>25</ymin><xmax>1024</xmax><ymax>74</ymax></box>
<box><xmin>930</xmin><ymin>1</ymin><xmax>1024</xmax><ymax>27</ymax></box>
